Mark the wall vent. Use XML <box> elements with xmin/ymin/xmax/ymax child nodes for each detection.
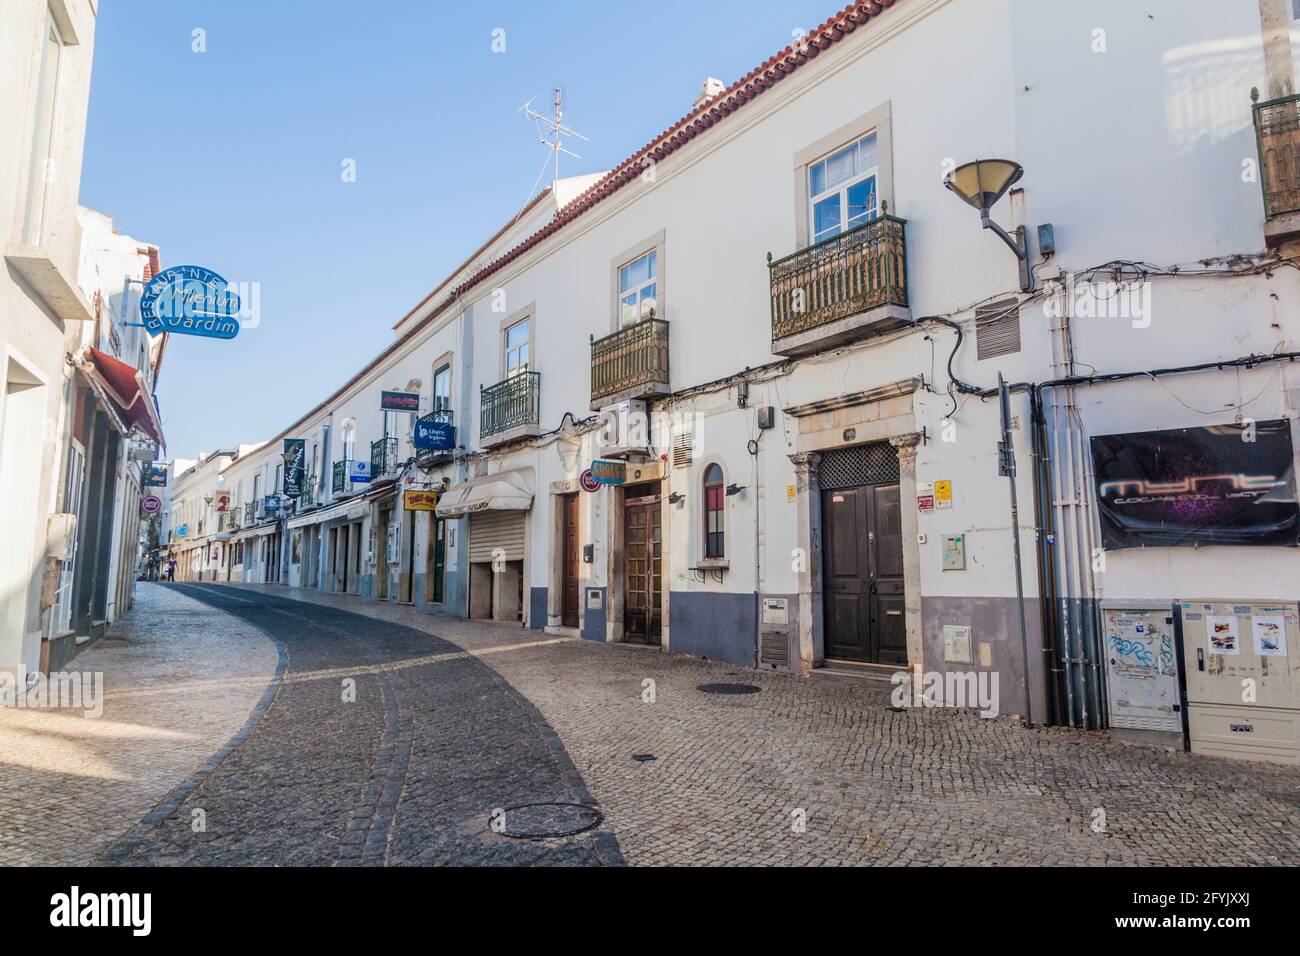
<box><xmin>672</xmin><ymin>430</ymin><xmax>694</xmax><ymax>469</ymax></box>
<box><xmin>759</xmin><ymin>630</ymin><xmax>792</xmax><ymax>671</ymax></box>
<box><xmin>975</xmin><ymin>299</ymin><xmax>1021</xmax><ymax>360</ymax></box>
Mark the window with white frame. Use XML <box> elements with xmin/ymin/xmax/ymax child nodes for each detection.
<box><xmin>808</xmin><ymin>132</ymin><xmax>879</xmax><ymax>244</ymax></box>
<box><xmin>21</xmin><ymin>6</ymin><xmax>65</xmax><ymax>246</ymax></box>
<box><xmin>618</xmin><ymin>250</ymin><xmax>657</xmax><ymax>327</ymax></box>
<box><xmin>504</xmin><ymin>317</ymin><xmax>530</xmax><ymax>376</ymax></box>
<box><xmin>432</xmin><ymin>363</ymin><xmax>451</xmax><ymax>414</ymax></box>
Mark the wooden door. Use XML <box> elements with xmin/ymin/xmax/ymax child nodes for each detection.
<box><xmin>623</xmin><ymin>493</ymin><xmax>662</xmax><ymax>645</ymax></box>
<box><xmin>561</xmin><ymin>494</ymin><xmax>580</xmax><ymax>628</ymax></box>
<box><xmin>821</xmin><ymin>483</ymin><xmax>905</xmax><ymax>664</ymax></box>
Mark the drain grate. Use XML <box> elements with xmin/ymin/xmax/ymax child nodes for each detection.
<box><xmin>697</xmin><ymin>682</ymin><xmax>761</xmax><ymax>695</ymax></box>
<box><xmin>490</xmin><ymin>803</ymin><xmax>603</xmax><ymax>840</ymax></box>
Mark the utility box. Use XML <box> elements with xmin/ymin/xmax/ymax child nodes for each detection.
<box><xmin>1101</xmin><ymin>602</ymin><xmax>1182</xmax><ymax>745</ymax></box>
<box><xmin>1178</xmin><ymin>599</ymin><xmax>1300</xmax><ymax>766</ymax></box>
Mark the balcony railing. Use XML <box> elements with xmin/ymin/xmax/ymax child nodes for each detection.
<box><xmin>768</xmin><ymin>210</ymin><xmax>908</xmax><ymax>352</ymax></box>
<box><xmin>1253</xmin><ymin>90</ymin><xmax>1300</xmax><ymax>244</ymax></box>
<box><xmin>481</xmin><ymin>371</ymin><xmax>540</xmax><ymax>443</ymax></box>
<box><xmin>301</xmin><ymin>475</ymin><xmax>317</xmax><ymax>507</ymax></box>
<box><xmin>370</xmin><ymin>437</ymin><xmax>398</xmax><ymax>480</ymax></box>
<box><xmin>333</xmin><ymin>460</ymin><xmax>349</xmax><ymax>495</ymax></box>
<box><xmin>590</xmin><ymin>316</ymin><xmax>670</xmax><ymax>406</ymax></box>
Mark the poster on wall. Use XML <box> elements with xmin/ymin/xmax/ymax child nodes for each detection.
<box><xmin>1091</xmin><ymin>420</ymin><xmax>1299</xmax><ymax>549</ymax></box>
<box><xmin>1205</xmin><ymin>614</ymin><xmax>1240</xmax><ymax>655</ymax></box>
<box><xmin>1252</xmin><ymin>615</ymin><xmax>1288</xmax><ymax>657</ymax></box>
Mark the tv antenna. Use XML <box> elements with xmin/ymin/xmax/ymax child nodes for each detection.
<box><xmin>520</xmin><ymin>87</ymin><xmax>588</xmax><ymax>193</ymax></box>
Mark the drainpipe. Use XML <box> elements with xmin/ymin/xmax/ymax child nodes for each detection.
<box><xmin>1028</xmin><ymin>385</ymin><xmax>1063</xmax><ymax>725</ymax></box>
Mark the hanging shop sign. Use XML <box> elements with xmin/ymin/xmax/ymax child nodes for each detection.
<box><xmin>175</xmin><ymin>524</ymin><xmax>189</xmax><ymax>538</ymax></box>
<box><xmin>282</xmin><ymin>439</ymin><xmax>306</xmax><ymax>498</ymax></box>
<box><xmin>380</xmin><ymin>390</ymin><xmax>421</xmax><ymax>413</ymax></box>
<box><xmin>413</xmin><ymin>414</ymin><xmax>456</xmax><ymax>451</ymax></box>
<box><xmin>215</xmin><ymin>491</ymin><xmax>231</xmax><ymax>513</ymax></box>
<box><xmin>143</xmin><ymin>464</ymin><xmax>168</xmax><ymax>488</ymax></box>
<box><xmin>579</xmin><ymin>469</ymin><xmax>600</xmax><ymax>493</ymax></box>
<box><xmin>591</xmin><ymin>459</ymin><xmax>626</xmax><ymax>486</ymax></box>
<box><xmin>1091</xmin><ymin>419</ymin><xmax>1299</xmax><ymax>549</ymax></box>
<box><xmin>263</xmin><ymin>495</ymin><xmax>281</xmax><ymax>516</ymax></box>
<box><xmin>139</xmin><ymin>265</ymin><xmax>242</xmax><ymax>340</ymax></box>
<box><xmin>404</xmin><ymin>490</ymin><xmax>439</xmax><ymax>511</ymax></box>
<box><xmin>141</xmin><ymin>495</ymin><xmax>162</xmax><ymax>516</ymax></box>
<box><xmin>349</xmin><ymin>460</ymin><xmax>372</xmax><ymax>484</ymax></box>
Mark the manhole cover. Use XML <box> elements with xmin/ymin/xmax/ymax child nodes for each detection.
<box><xmin>490</xmin><ymin>803</ymin><xmax>603</xmax><ymax>840</ymax></box>
<box><xmin>697</xmin><ymin>682</ymin><xmax>761</xmax><ymax>695</ymax></box>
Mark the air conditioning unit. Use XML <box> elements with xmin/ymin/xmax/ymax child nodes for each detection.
<box><xmin>598</xmin><ymin>399</ymin><xmax>650</xmax><ymax>458</ymax></box>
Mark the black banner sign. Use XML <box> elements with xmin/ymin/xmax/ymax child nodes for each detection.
<box><xmin>282</xmin><ymin>439</ymin><xmax>306</xmax><ymax>499</ymax></box>
<box><xmin>1091</xmin><ymin>419</ymin><xmax>1298</xmax><ymax>549</ymax></box>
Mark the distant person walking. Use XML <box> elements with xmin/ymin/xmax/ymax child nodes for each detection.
<box><xmin>165</xmin><ymin>557</ymin><xmax>176</xmax><ymax>582</ymax></box>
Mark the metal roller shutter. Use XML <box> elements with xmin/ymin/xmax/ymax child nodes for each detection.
<box><xmin>469</xmin><ymin>510</ymin><xmax>526</xmax><ymax>563</ymax></box>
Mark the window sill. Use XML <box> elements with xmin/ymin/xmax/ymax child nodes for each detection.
<box><xmin>5</xmin><ymin>243</ymin><xmax>94</xmax><ymax>323</ymax></box>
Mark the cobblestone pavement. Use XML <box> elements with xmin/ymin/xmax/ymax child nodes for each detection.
<box><xmin>0</xmin><ymin>585</ymin><xmax>279</xmax><ymax>865</ymax></box>
<box><xmin>227</xmin><ymin>584</ymin><xmax>1300</xmax><ymax>866</ymax></box>
<box><xmin>102</xmin><ymin>584</ymin><xmax>620</xmax><ymax>866</ymax></box>
<box><xmin>8</xmin><ymin>583</ymin><xmax>1299</xmax><ymax>866</ymax></box>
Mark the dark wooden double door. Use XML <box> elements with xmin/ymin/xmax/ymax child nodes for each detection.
<box><xmin>822</xmin><ymin>483</ymin><xmax>906</xmax><ymax>665</ymax></box>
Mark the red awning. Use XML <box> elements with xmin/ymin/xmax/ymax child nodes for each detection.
<box><xmin>79</xmin><ymin>347</ymin><xmax>166</xmax><ymax>448</ymax></box>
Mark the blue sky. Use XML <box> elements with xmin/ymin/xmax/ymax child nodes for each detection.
<box><xmin>82</xmin><ymin>0</ymin><xmax>839</xmax><ymax>457</ymax></box>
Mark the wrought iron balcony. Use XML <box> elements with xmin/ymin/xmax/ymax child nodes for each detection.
<box><xmin>590</xmin><ymin>315</ymin><xmax>670</xmax><ymax>407</ymax></box>
<box><xmin>301</xmin><ymin>475</ymin><xmax>317</xmax><ymax>507</ymax></box>
<box><xmin>243</xmin><ymin>502</ymin><xmax>255</xmax><ymax>525</ymax></box>
<box><xmin>1253</xmin><ymin>90</ymin><xmax>1300</xmax><ymax>246</ymax></box>
<box><xmin>768</xmin><ymin>210</ymin><xmax>909</xmax><ymax>356</ymax></box>
<box><xmin>332</xmin><ymin>460</ymin><xmax>349</xmax><ymax>495</ymax></box>
<box><xmin>480</xmin><ymin>371</ymin><xmax>540</xmax><ymax>446</ymax></box>
<box><xmin>370</xmin><ymin>437</ymin><xmax>399</xmax><ymax>481</ymax></box>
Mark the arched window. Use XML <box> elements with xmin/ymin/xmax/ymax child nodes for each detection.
<box><xmin>703</xmin><ymin>463</ymin><xmax>725</xmax><ymax>558</ymax></box>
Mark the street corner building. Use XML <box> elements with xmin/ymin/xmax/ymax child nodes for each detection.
<box><xmin>1</xmin><ymin>0</ymin><xmax>168</xmax><ymax>682</ymax></box>
<box><xmin>151</xmin><ymin>0</ymin><xmax>1300</xmax><ymax>766</ymax></box>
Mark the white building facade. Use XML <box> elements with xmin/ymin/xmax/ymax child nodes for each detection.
<box><xmin>187</xmin><ymin>0</ymin><xmax>1300</xmax><ymax>740</ymax></box>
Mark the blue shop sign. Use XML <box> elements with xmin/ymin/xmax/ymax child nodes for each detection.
<box><xmin>139</xmin><ymin>265</ymin><xmax>241</xmax><ymax>340</ymax></box>
<box><xmin>349</xmin><ymin>460</ymin><xmax>372</xmax><ymax>484</ymax></box>
<box><xmin>414</xmin><ymin>415</ymin><xmax>456</xmax><ymax>451</ymax></box>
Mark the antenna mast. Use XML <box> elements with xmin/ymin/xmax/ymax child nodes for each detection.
<box><xmin>520</xmin><ymin>87</ymin><xmax>588</xmax><ymax>191</ymax></box>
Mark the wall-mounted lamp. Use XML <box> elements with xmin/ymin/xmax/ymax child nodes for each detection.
<box><xmin>944</xmin><ymin>159</ymin><xmax>1032</xmax><ymax>292</ymax></box>
<box><xmin>725</xmin><ymin>483</ymin><xmax>746</xmax><ymax>497</ymax></box>
<box><xmin>668</xmin><ymin>492</ymin><xmax>685</xmax><ymax>505</ymax></box>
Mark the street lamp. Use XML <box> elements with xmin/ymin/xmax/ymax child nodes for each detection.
<box><xmin>944</xmin><ymin>159</ymin><xmax>1032</xmax><ymax>291</ymax></box>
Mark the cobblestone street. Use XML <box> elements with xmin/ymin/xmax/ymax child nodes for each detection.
<box><xmin>3</xmin><ymin>582</ymin><xmax>1298</xmax><ymax>866</ymax></box>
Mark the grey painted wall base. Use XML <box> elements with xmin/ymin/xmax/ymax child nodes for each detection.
<box><xmin>529</xmin><ymin>587</ymin><xmax>547</xmax><ymax>630</ymax></box>
<box><xmin>921</xmin><ymin>595</ymin><xmax>1049</xmax><ymax>723</ymax></box>
<box><xmin>670</xmin><ymin>591</ymin><xmax>756</xmax><ymax>668</ymax></box>
<box><xmin>581</xmin><ymin>587</ymin><xmax>607</xmax><ymax>642</ymax></box>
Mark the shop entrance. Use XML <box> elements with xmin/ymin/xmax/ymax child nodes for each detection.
<box><xmin>819</xmin><ymin>444</ymin><xmax>905</xmax><ymax>665</ymax></box>
<box><xmin>623</xmin><ymin>483</ymin><xmax>662</xmax><ymax>645</ymax></box>
<box><xmin>561</xmin><ymin>493</ymin><xmax>580</xmax><ymax>628</ymax></box>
